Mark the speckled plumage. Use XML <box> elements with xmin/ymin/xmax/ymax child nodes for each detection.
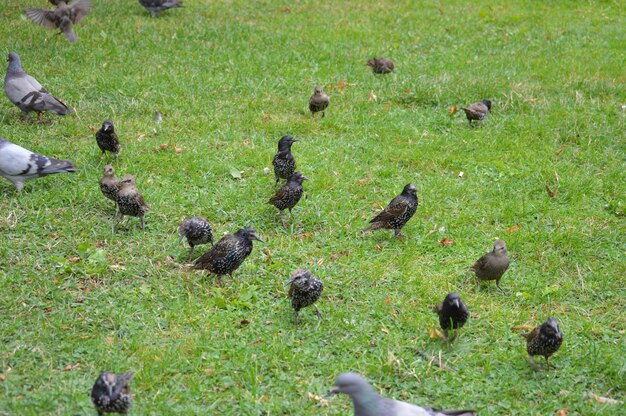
<box><xmin>138</xmin><ymin>0</ymin><xmax>182</xmax><ymax>17</ymax></box>
<box><xmin>268</xmin><ymin>172</ymin><xmax>308</xmax><ymax>226</ymax></box>
<box><xmin>96</xmin><ymin>120</ymin><xmax>121</xmax><ymax>161</ymax></box>
<box><xmin>522</xmin><ymin>317</ymin><xmax>563</xmax><ymax>370</ymax></box>
<box><xmin>99</xmin><ymin>164</ymin><xmax>119</xmax><ymax>205</ymax></box>
<box><xmin>179</xmin><ymin>216</ymin><xmax>213</xmax><ymax>261</ymax></box>
<box><xmin>309</xmin><ymin>85</ymin><xmax>329</xmax><ymax>118</ymax></box>
<box><xmin>362</xmin><ymin>183</ymin><xmax>418</xmax><ymax>237</ymax></box>
<box><xmin>287</xmin><ymin>269</ymin><xmax>323</xmax><ymax>324</ymax></box>
<box><xmin>91</xmin><ymin>371</ymin><xmax>133</xmax><ymax>416</ymax></box>
<box><xmin>462</xmin><ymin>99</ymin><xmax>491</xmax><ymax>126</ymax></box>
<box><xmin>367</xmin><ymin>57</ymin><xmax>395</xmax><ymax>74</ymax></box>
<box><xmin>272</xmin><ymin>135</ymin><xmax>299</xmax><ymax>183</ymax></box>
<box><xmin>115</xmin><ymin>174</ymin><xmax>149</xmax><ymax>230</ymax></box>
<box><xmin>470</xmin><ymin>239</ymin><xmax>510</xmax><ymax>294</ymax></box>
<box><xmin>435</xmin><ymin>293</ymin><xmax>469</xmax><ymax>340</ymax></box>
<box><xmin>192</xmin><ymin>227</ymin><xmax>263</xmax><ymax>281</ymax></box>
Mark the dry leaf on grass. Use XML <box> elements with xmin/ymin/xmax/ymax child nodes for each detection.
<box><xmin>440</xmin><ymin>238</ymin><xmax>454</xmax><ymax>245</ymax></box>
<box><xmin>511</xmin><ymin>325</ymin><xmax>536</xmax><ymax>331</ymax></box>
<box><xmin>546</xmin><ymin>184</ymin><xmax>557</xmax><ymax>198</ymax></box>
<box><xmin>368</xmin><ymin>90</ymin><xmax>377</xmax><ymax>102</ymax></box>
<box><xmin>448</xmin><ymin>105</ymin><xmax>459</xmax><ymax>115</ymax></box>
<box><xmin>506</xmin><ymin>224</ymin><xmax>521</xmax><ymax>233</ymax></box>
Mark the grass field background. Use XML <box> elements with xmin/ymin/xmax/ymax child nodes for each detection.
<box><xmin>0</xmin><ymin>0</ymin><xmax>624</xmax><ymax>414</ymax></box>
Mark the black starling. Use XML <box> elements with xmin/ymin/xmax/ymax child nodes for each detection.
<box><xmin>522</xmin><ymin>317</ymin><xmax>564</xmax><ymax>370</ymax></box>
<box><xmin>434</xmin><ymin>293</ymin><xmax>469</xmax><ymax>341</ymax></box>
<box><xmin>192</xmin><ymin>227</ymin><xmax>264</xmax><ymax>282</ymax></box>
<box><xmin>286</xmin><ymin>269</ymin><xmax>323</xmax><ymax>324</ymax></box>
<box><xmin>366</xmin><ymin>57</ymin><xmax>395</xmax><ymax>74</ymax></box>
<box><xmin>267</xmin><ymin>171</ymin><xmax>308</xmax><ymax>227</ymax></box>
<box><xmin>24</xmin><ymin>0</ymin><xmax>92</xmax><ymax>43</ymax></box>
<box><xmin>96</xmin><ymin>120</ymin><xmax>121</xmax><ymax>162</ymax></box>
<box><xmin>179</xmin><ymin>216</ymin><xmax>213</xmax><ymax>262</ymax></box>
<box><xmin>462</xmin><ymin>100</ymin><xmax>491</xmax><ymax>126</ymax></box>
<box><xmin>309</xmin><ymin>85</ymin><xmax>329</xmax><ymax>118</ymax></box>
<box><xmin>272</xmin><ymin>135</ymin><xmax>299</xmax><ymax>183</ymax></box>
<box><xmin>91</xmin><ymin>371</ymin><xmax>133</xmax><ymax>416</ymax></box>
<box><xmin>138</xmin><ymin>0</ymin><xmax>183</xmax><ymax>17</ymax></box>
<box><xmin>362</xmin><ymin>183</ymin><xmax>418</xmax><ymax>238</ymax></box>
<box><xmin>99</xmin><ymin>165</ymin><xmax>120</xmax><ymax>210</ymax></box>
<box><xmin>115</xmin><ymin>174</ymin><xmax>149</xmax><ymax>230</ymax></box>
<box><xmin>470</xmin><ymin>239</ymin><xmax>510</xmax><ymax>294</ymax></box>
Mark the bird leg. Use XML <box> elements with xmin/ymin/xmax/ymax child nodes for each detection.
<box><xmin>321</xmin><ymin>111</ymin><xmax>325</xmax><ymax>118</ymax></box>
<box><xmin>293</xmin><ymin>310</ymin><xmax>300</xmax><ymax>325</ymax></box>
<box><xmin>314</xmin><ymin>306</ymin><xmax>323</xmax><ymax>320</ymax></box>
<box><xmin>140</xmin><ymin>216</ymin><xmax>145</xmax><ymax>230</ymax></box>
<box><xmin>280</xmin><ymin>210</ymin><xmax>288</xmax><ymax>228</ymax></box>
<box><xmin>496</xmin><ymin>279</ymin><xmax>508</xmax><ymax>295</ymax></box>
<box><xmin>394</xmin><ymin>229</ymin><xmax>406</xmax><ymax>240</ymax></box>
<box><xmin>528</xmin><ymin>355</ymin><xmax>538</xmax><ymax>371</ymax></box>
<box><xmin>187</xmin><ymin>246</ymin><xmax>195</xmax><ymax>263</ymax></box>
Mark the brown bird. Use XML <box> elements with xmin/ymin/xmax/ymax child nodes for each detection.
<box><xmin>367</xmin><ymin>57</ymin><xmax>395</xmax><ymax>74</ymax></box>
<box><xmin>309</xmin><ymin>85</ymin><xmax>329</xmax><ymax>118</ymax></box>
<box><xmin>521</xmin><ymin>317</ymin><xmax>563</xmax><ymax>370</ymax></box>
<box><xmin>99</xmin><ymin>165</ymin><xmax>120</xmax><ymax>210</ymax></box>
<box><xmin>462</xmin><ymin>99</ymin><xmax>491</xmax><ymax>126</ymax></box>
<box><xmin>362</xmin><ymin>183</ymin><xmax>418</xmax><ymax>238</ymax></box>
<box><xmin>267</xmin><ymin>172</ymin><xmax>308</xmax><ymax>227</ymax></box>
<box><xmin>115</xmin><ymin>174</ymin><xmax>149</xmax><ymax>230</ymax></box>
<box><xmin>24</xmin><ymin>0</ymin><xmax>92</xmax><ymax>42</ymax></box>
<box><xmin>470</xmin><ymin>239</ymin><xmax>510</xmax><ymax>294</ymax></box>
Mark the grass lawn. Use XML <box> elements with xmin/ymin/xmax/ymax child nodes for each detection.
<box><xmin>0</xmin><ymin>0</ymin><xmax>624</xmax><ymax>414</ymax></box>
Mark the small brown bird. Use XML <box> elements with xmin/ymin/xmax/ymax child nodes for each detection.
<box><xmin>286</xmin><ymin>269</ymin><xmax>324</xmax><ymax>324</ymax></box>
<box><xmin>309</xmin><ymin>85</ymin><xmax>329</xmax><ymax>118</ymax></box>
<box><xmin>462</xmin><ymin>99</ymin><xmax>491</xmax><ymax>126</ymax></box>
<box><xmin>367</xmin><ymin>57</ymin><xmax>395</xmax><ymax>74</ymax></box>
<box><xmin>268</xmin><ymin>172</ymin><xmax>308</xmax><ymax>227</ymax></box>
<box><xmin>91</xmin><ymin>371</ymin><xmax>133</xmax><ymax>415</ymax></box>
<box><xmin>362</xmin><ymin>183</ymin><xmax>419</xmax><ymax>238</ymax></box>
<box><xmin>179</xmin><ymin>216</ymin><xmax>213</xmax><ymax>262</ymax></box>
<box><xmin>99</xmin><ymin>165</ymin><xmax>120</xmax><ymax>209</ymax></box>
<box><xmin>115</xmin><ymin>174</ymin><xmax>149</xmax><ymax>230</ymax></box>
<box><xmin>24</xmin><ymin>0</ymin><xmax>92</xmax><ymax>42</ymax></box>
<box><xmin>470</xmin><ymin>239</ymin><xmax>510</xmax><ymax>294</ymax></box>
<box><xmin>521</xmin><ymin>317</ymin><xmax>563</xmax><ymax>370</ymax></box>
<box><xmin>435</xmin><ymin>293</ymin><xmax>469</xmax><ymax>341</ymax></box>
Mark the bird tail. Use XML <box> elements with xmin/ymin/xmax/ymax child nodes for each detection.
<box><xmin>440</xmin><ymin>411</ymin><xmax>477</xmax><ymax>416</ymax></box>
<box><xmin>361</xmin><ymin>222</ymin><xmax>383</xmax><ymax>234</ymax></box>
<box><xmin>42</xmin><ymin>159</ymin><xmax>78</xmax><ymax>176</ymax></box>
<box><xmin>42</xmin><ymin>94</ymin><xmax>72</xmax><ymax>115</ymax></box>
<box><xmin>64</xmin><ymin>29</ymin><xmax>77</xmax><ymax>42</ymax></box>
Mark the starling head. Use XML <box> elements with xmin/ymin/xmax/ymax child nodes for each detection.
<box><xmin>120</xmin><ymin>174</ymin><xmax>135</xmax><ymax>186</ymax></box>
<box><xmin>102</xmin><ymin>120</ymin><xmax>114</xmax><ymax>133</ymax></box>
<box><xmin>482</xmin><ymin>99</ymin><xmax>492</xmax><ymax>111</ymax></box>
<box><xmin>103</xmin><ymin>165</ymin><xmax>115</xmax><ymax>177</ymax></box>
<box><xmin>93</xmin><ymin>372</ymin><xmax>117</xmax><ymax>398</ymax></box>
<box><xmin>443</xmin><ymin>292</ymin><xmax>462</xmax><ymax>309</ymax></box>
<box><xmin>328</xmin><ymin>373</ymin><xmax>373</xmax><ymax>397</ymax></box>
<box><xmin>493</xmin><ymin>239</ymin><xmax>507</xmax><ymax>254</ymax></box>
<box><xmin>277</xmin><ymin>135</ymin><xmax>299</xmax><ymax>151</ymax></box>
<box><xmin>286</xmin><ymin>268</ymin><xmax>309</xmax><ymax>287</ymax></box>
<box><xmin>402</xmin><ymin>183</ymin><xmax>417</xmax><ymax>197</ymax></box>
<box><xmin>241</xmin><ymin>226</ymin><xmax>264</xmax><ymax>243</ymax></box>
<box><xmin>289</xmin><ymin>171</ymin><xmax>309</xmax><ymax>183</ymax></box>
<box><xmin>313</xmin><ymin>85</ymin><xmax>324</xmax><ymax>96</ymax></box>
<box><xmin>542</xmin><ymin>317</ymin><xmax>562</xmax><ymax>337</ymax></box>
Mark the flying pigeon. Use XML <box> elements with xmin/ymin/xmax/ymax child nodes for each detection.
<box><xmin>0</xmin><ymin>136</ymin><xmax>77</xmax><ymax>192</ymax></box>
<box><xmin>24</xmin><ymin>0</ymin><xmax>92</xmax><ymax>42</ymax></box>
<box><xmin>138</xmin><ymin>0</ymin><xmax>183</xmax><ymax>17</ymax></box>
<box><xmin>4</xmin><ymin>52</ymin><xmax>71</xmax><ymax>120</ymax></box>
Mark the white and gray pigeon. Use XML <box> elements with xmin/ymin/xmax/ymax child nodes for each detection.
<box><xmin>138</xmin><ymin>0</ymin><xmax>183</xmax><ymax>17</ymax></box>
<box><xmin>24</xmin><ymin>0</ymin><xmax>92</xmax><ymax>42</ymax></box>
<box><xmin>0</xmin><ymin>136</ymin><xmax>77</xmax><ymax>192</ymax></box>
<box><xmin>328</xmin><ymin>373</ymin><xmax>476</xmax><ymax>416</ymax></box>
<box><xmin>4</xmin><ymin>52</ymin><xmax>71</xmax><ymax>119</ymax></box>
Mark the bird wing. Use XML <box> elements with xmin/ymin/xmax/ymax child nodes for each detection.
<box><xmin>25</xmin><ymin>74</ymin><xmax>46</xmax><ymax>93</ymax></box>
<box><xmin>0</xmin><ymin>138</ymin><xmax>74</xmax><ymax>178</ymax></box>
<box><xmin>369</xmin><ymin>196</ymin><xmax>408</xmax><ymax>224</ymax></box>
<box><xmin>386</xmin><ymin>398</ymin><xmax>431</xmax><ymax>415</ymax></box>
<box><xmin>268</xmin><ymin>187</ymin><xmax>287</xmax><ymax>204</ymax></box>
<box><xmin>470</xmin><ymin>253</ymin><xmax>487</xmax><ymax>271</ymax></box>
<box><xmin>522</xmin><ymin>326</ymin><xmax>539</xmax><ymax>341</ymax></box>
<box><xmin>194</xmin><ymin>235</ymin><xmax>234</xmax><ymax>266</ymax></box>
<box><xmin>24</xmin><ymin>8</ymin><xmax>58</xmax><ymax>29</ymax></box>
<box><xmin>68</xmin><ymin>0</ymin><xmax>91</xmax><ymax>23</ymax></box>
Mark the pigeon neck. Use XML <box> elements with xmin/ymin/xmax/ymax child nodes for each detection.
<box><xmin>7</xmin><ymin>60</ymin><xmax>23</xmax><ymax>74</ymax></box>
<box><xmin>351</xmin><ymin>390</ymin><xmax>382</xmax><ymax>416</ymax></box>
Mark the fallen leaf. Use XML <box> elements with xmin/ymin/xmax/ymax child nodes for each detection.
<box><xmin>317</xmin><ymin>257</ymin><xmax>324</xmax><ymax>266</ymax></box>
<box><xmin>370</xmin><ymin>339</ymin><xmax>378</xmax><ymax>347</ymax></box>
<box><xmin>175</xmin><ymin>147</ymin><xmax>183</xmax><ymax>154</ymax></box>
<box><xmin>511</xmin><ymin>325</ymin><xmax>536</xmax><ymax>331</ymax></box>
<box><xmin>68</xmin><ymin>256</ymin><xmax>81</xmax><ymax>263</ymax></box>
<box><xmin>591</xmin><ymin>394</ymin><xmax>622</xmax><ymax>405</ymax></box>
<box><xmin>242</xmin><ymin>139</ymin><xmax>250</xmax><ymax>145</ymax></box>
<box><xmin>368</xmin><ymin>90</ymin><xmax>377</xmax><ymax>102</ymax></box>
<box><xmin>0</xmin><ymin>374</ymin><xmax>5</xmax><ymax>381</ymax></box>
<box><xmin>105</xmin><ymin>337</ymin><xmax>113</xmax><ymax>344</ymax></box>
<box><xmin>440</xmin><ymin>238</ymin><xmax>454</xmax><ymax>245</ymax></box>
<box><xmin>205</xmin><ymin>369</ymin><xmax>214</xmax><ymax>376</ymax></box>
<box><xmin>239</xmin><ymin>319</ymin><xmax>250</xmax><ymax>327</ymax></box>
<box><xmin>448</xmin><ymin>105</ymin><xmax>459</xmax><ymax>115</ymax></box>
<box><xmin>556</xmin><ymin>407</ymin><xmax>569</xmax><ymax>415</ymax></box>
<box><xmin>546</xmin><ymin>184</ymin><xmax>557</xmax><ymax>198</ymax></box>
<box><xmin>307</xmin><ymin>392</ymin><xmax>323</xmax><ymax>402</ymax></box>
<box><xmin>88</xmin><ymin>125</ymin><xmax>97</xmax><ymax>133</ymax></box>
<box><xmin>261</xmin><ymin>114</ymin><xmax>272</xmax><ymax>121</ymax></box>
<box><xmin>109</xmin><ymin>264</ymin><xmax>126</xmax><ymax>271</ymax></box>
<box><xmin>250</xmin><ymin>338</ymin><xmax>263</xmax><ymax>345</ymax></box>
<box><xmin>506</xmin><ymin>224</ymin><xmax>521</xmax><ymax>233</ymax></box>
<box><xmin>384</xmin><ymin>297</ymin><xmax>393</xmax><ymax>304</ymax></box>
<box><xmin>375</xmin><ymin>244</ymin><xmax>382</xmax><ymax>251</ymax></box>
<box><xmin>427</xmin><ymin>327</ymin><xmax>445</xmax><ymax>339</ymax></box>
<box><xmin>292</xmin><ymin>232</ymin><xmax>312</xmax><ymax>240</ymax></box>
<box><xmin>329</xmin><ymin>250</ymin><xmax>349</xmax><ymax>261</ymax></box>
<box><xmin>381</xmin><ymin>327</ymin><xmax>389</xmax><ymax>334</ymax></box>
<box><xmin>357</xmin><ymin>177</ymin><xmax>370</xmax><ymax>183</ymax></box>
<box><xmin>229</xmin><ymin>168</ymin><xmax>242</xmax><ymax>179</ymax></box>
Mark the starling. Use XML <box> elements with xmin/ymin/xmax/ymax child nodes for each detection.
<box><xmin>96</xmin><ymin>120</ymin><xmax>121</xmax><ymax>161</ymax></box>
<box><xmin>272</xmin><ymin>135</ymin><xmax>299</xmax><ymax>183</ymax></box>
<box><xmin>522</xmin><ymin>317</ymin><xmax>563</xmax><ymax>370</ymax></box>
<box><xmin>366</xmin><ymin>57</ymin><xmax>395</xmax><ymax>74</ymax></box>
<box><xmin>179</xmin><ymin>216</ymin><xmax>213</xmax><ymax>262</ymax></box>
<box><xmin>286</xmin><ymin>269</ymin><xmax>323</xmax><ymax>324</ymax></box>
<box><xmin>309</xmin><ymin>85</ymin><xmax>329</xmax><ymax>118</ymax></box>
<box><xmin>328</xmin><ymin>373</ymin><xmax>476</xmax><ymax>416</ymax></box>
<box><xmin>267</xmin><ymin>171</ymin><xmax>308</xmax><ymax>227</ymax></box>
<box><xmin>24</xmin><ymin>0</ymin><xmax>92</xmax><ymax>42</ymax></box>
<box><xmin>115</xmin><ymin>174</ymin><xmax>149</xmax><ymax>230</ymax></box>
<box><xmin>362</xmin><ymin>183</ymin><xmax>419</xmax><ymax>238</ymax></box>
<box><xmin>470</xmin><ymin>239</ymin><xmax>510</xmax><ymax>294</ymax></box>
<box><xmin>192</xmin><ymin>226</ymin><xmax>264</xmax><ymax>282</ymax></box>
<box><xmin>100</xmin><ymin>165</ymin><xmax>120</xmax><ymax>207</ymax></box>
<box><xmin>434</xmin><ymin>293</ymin><xmax>469</xmax><ymax>341</ymax></box>
<box><xmin>462</xmin><ymin>99</ymin><xmax>491</xmax><ymax>126</ymax></box>
<box><xmin>91</xmin><ymin>371</ymin><xmax>133</xmax><ymax>416</ymax></box>
<box><xmin>138</xmin><ymin>0</ymin><xmax>183</xmax><ymax>17</ymax></box>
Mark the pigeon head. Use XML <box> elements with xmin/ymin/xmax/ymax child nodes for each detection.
<box><xmin>313</xmin><ymin>85</ymin><xmax>324</xmax><ymax>95</ymax></box>
<box><xmin>444</xmin><ymin>292</ymin><xmax>462</xmax><ymax>309</ymax></box>
<box><xmin>328</xmin><ymin>373</ymin><xmax>375</xmax><ymax>399</ymax></box>
<box><xmin>542</xmin><ymin>317</ymin><xmax>562</xmax><ymax>338</ymax></box>
<box><xmin>286</xmin><ymin>268</ymin><xmax>310</xmax><ymax>287</ymax></box>
<box><xmin>103</xmin><ymin>165</ymin><xmax>115</xmax><ymax>176</ymax></box>
<box><xmin>7</xmin><ymin>52</ymin><xmax>23</xmax><ymax>72</ymax></box>
<box><xmin>482</xmin><ymin>99</ymin><xmax>492</xmax><ymax>110</ymax></box>
<box><xmin>492</xmin><ymin>239</ymin><xmax>507</xmax><ymax>254</ymax></box>
<box><xmin>93</xmin><ymin>372</ymin><xmax>117</xmax><ymax>399</ymax></box>
<box><xmin>289</xmin><ymin>171</ymin><xmax>309</xmax><ymax>183</ymax></box>
<box><xmin>240</xmin><ymin>227</ymin><xmax>264</xmax><ymax>243</ymax></box>
<box><xmin>102</xmin><ymin>120</ymin><xmax>114</xmax><ymax>132</ymax></box>
<box><xmin>277</xmin><ymin>135</ymin><xmax>299</xmax><ymax>151</ymax></box>
<box><xmin>402</xmin><ymin>183</ymin><xmax>417</xmax><ymax>197</ymax></box>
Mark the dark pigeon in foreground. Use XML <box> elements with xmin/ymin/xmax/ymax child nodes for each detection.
<box><xmin>192</xmin><ymin>227</ymin><xmax>263</xmax><ymax>282</ymax></box>
<box><xmin>91</xmin><ymin>371</ymin><xmax>133</xmax><ymax>416</ymax></box>
<box><xmin>4</xmin><ymin>52</ymin><xmax>71</xmax><ymax>120</ymax></box>
<box><xmin>328</xmin><ymin>373</ymin><xmax>476</xmax><ymax>416</ymax></box>
<box><xmin>272</xmin><ymin>135</ymin><xmax>299</xmax><ymax>183</ymax></box>
<box><xmin>115</xmin><ymin>174</ymin><xmax>149</xmax><ymax>230</ymax></box>
<box><xmin>138</xmin><ymin>0</ymin><xmax>183</xmax><ymax>17</ymax></box>
<box><xmin>435</xmin><ymin>293</ymin><xmax>469</xmax><ymax>341</ymax></box>
<box><xmin>286</xmin><ymin>269</ymin><xmax>323</xmax><ymax>324</ymax></box>
<box><xmin>362</xmin><ymin>183</ymin><xmax>418</xmax><ymax>238</ymax></box>
<box><xmin>522</xmin><ymin>317</ymin><xmax>563</xmax><ymax>370</ymax></box>
<box><xmin>367</xmin><ymin>57</ymin><xmax>395</xmax><ymax>74</ymax></box>
<box><xmin>309</xmin><ymin>85</ymin><xmax>329</xmax><ymax>118</ymax></box>
<box><xmin>24</xmin><ymin>0</ymin><xmax>92</xmax><ymax>42</ymax></box>
<box><xmin>96</xmin><ymin>120</ymin><xmax>121</xmax><ymax>161</ymax></box>
<box><xmin>268</xmin><ymin>171</ymin><xmax>308</xmax><ymax>227</ymax></box>
<box><xmin>470</xmin><ymin>239</ymin><xmax>510</xmax><ymax>294</ymax></box>
<box><xmin>179</xmin><ymin>216</ymin><xmax>214</xmax><ymax>261</ymax></box>
<box><xmin>0</xmin><ymin>136</ymin><xmax>76</xmax><ymax>192</ymax></box>
<box><xmin>462</xmin><ymin>100</ymin><xmax>491</xmax><ymax>126</ymax></box>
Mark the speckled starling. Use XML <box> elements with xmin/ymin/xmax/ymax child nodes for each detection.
<box><xmin>99</xmin><ymin>165</ymin><xmax>119</xmax><ymax>208</ymax></box>
<box><xmin>309</xmin><ymin>85</ymin><xmax>329</xmax><ymax>118</ymax></box>
<box><xmin>138</xmin><ymin>0</ymin><xmax>182</xmax><ymax>17</ymax></box>
<box><xmin>268</xmin><ymin>171</ymin><xmax>308</xmax><ymax>226</ymax></box>
<box><xmin>91</xmin><ymin>371</ymin><xmax>133</xmax><ymax>416</ymax></box>
<box><xmin>362</xmin><ymin>183</ymin><xmax>418</xmax><ymax>238</ymax></box>
<box><xmin>192</xmin><ymin>226</ymin><xmax>264</xmax><ymax>281</ymax></box>
<box><xmin>435</xmin><ymin>293</ymin><xmax>469</xmax><ymax>341</ymax></box>
<box><xmin>96</xmin><ymin>120</ymin><xmax>121</xmax><ymax>161</ymax></box>
<box><xmin>179</xmin><ymin>216</ymin><xmax>213</xmax><ymax>262</ymax></box>
<box><xmin>522</xmin><ymin>317</ymin><xmax>563</xmax><ymax>370</ymax></box>
<box><xmin>272</xmin><ymin>135</ymin><xmax>299</xmax><ymax>183</ymax></box>
<box><xmin>286</xmin><ymin>269</ymin><xmax>323</xmax><ymax>324</ymax></box>
<box><xmin>367</xmin><ymin>57</ymin><xmax>395</xmax><ymax>74</ymax></box>
<box><xmin>115</xmin><ymin>174</ymin><xmax>149</xmax><ymax>230</ymax></box>
<box><xmin>462</xmin><ymin>100</ymin><xmax>491</xmax><ymax>126</ymax></box>
<box><xmin>470</xmin><ymin>239</ymin><xmax>510</xmax><ymax>294</ymax></box>
<box><xmin>24</xmin><ymin>0</ymin><xmax>92</xmax><ymax>43</ymax></box>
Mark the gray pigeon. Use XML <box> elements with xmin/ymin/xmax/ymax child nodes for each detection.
<box><xmin>4</xmin><ymin>52</ymin><xmax>71</xmax><ymax>120</ymax></box>
<box><xmin>138</xmin><ymin>0</ymin><xmax>183</xmax><ymax>17</ymax></box>
<box><xmin>0</xmin><ymin>136</ymin><xmax>77</xmax><ymax>192</ymax></box>
<box><xmin>24</xmin><ymin>0</ymin><xmax>92</xmax><ymax>42</ymax></box>
<box><xmin>329</xmin><ymin>373</ymin><xmax>476</xmax><ymax>416</ymax></box>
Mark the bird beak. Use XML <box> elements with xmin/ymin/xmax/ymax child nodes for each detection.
<box><xmin>107</xmin><ymin>385</ymin><xmax>113</xmax><ymax>398</ymax></box>
<box><xmin>326</xmin><ymin>386</ymin><xmax>340</xmax><ymax>397</ymax></box>
<box><xmin>284</xmin><ymin>276</ymin><xmax>296</xmax><ymax>287</ymax></box>
<box><xmin>292</xmin><ymin>138</ymin><xmax>300</xmax><ymax>142</ymax></box>
<box><xmin>251</xmin><ymin>233</ymin><xmax>264</xmax><ymax>243</ymax></box>
<box><xmin>453</xmin><ymin>299</ymin><xmax>460</xmax><ymax>308</ymax></box>
<box><xmin>301</xmin><ymin>175</ymin><xmax>310</xmax><ymax>181</ymax></box>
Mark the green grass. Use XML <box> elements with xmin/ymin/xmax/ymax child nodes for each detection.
<box><xmin>1</xmin><ymin>0</ymin><xmax>625</xmax><ymax>414</ymax></box>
